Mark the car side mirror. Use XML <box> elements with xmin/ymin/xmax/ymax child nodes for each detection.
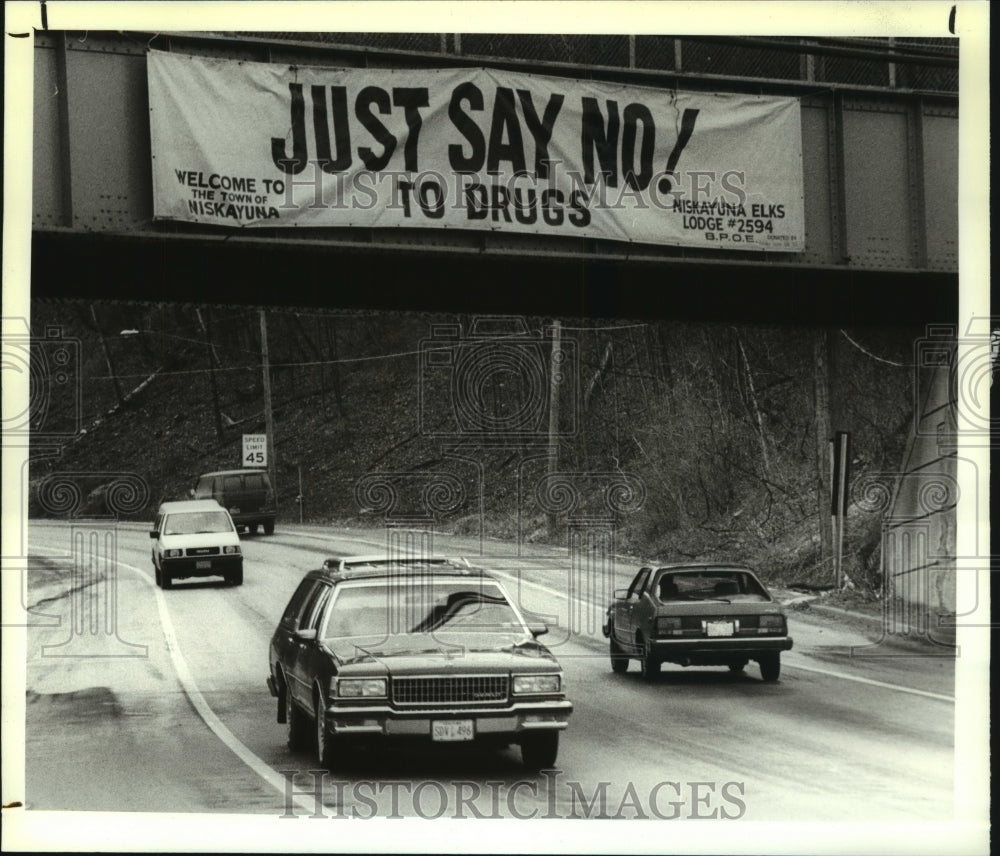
<box><xmin>614</xmin><ymin>588</ymin><xmax>629</xmax><ymax>600</ymax></box>
<box><xmin>528</xmin><ymin>622</ymin><xmax>548</xmax><ymax>638</ymax></box>
<box><xmin>294</xmin><ymin>628</ymin><xmax>317</xmax><ymax>642</ymax></box>
<box><xmin>148</xmin><ymin>530</ymin><xmax>159</xmax><ymax>539</ymax></box>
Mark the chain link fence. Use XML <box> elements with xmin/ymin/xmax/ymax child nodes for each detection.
<box><xmin>240</xmin><ymin>33</ymin><xmax>957</xmax><ymax>92</ymax></box>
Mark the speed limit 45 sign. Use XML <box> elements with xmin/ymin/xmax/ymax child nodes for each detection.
<box><xmin>242</xmin><ymin>434</ymin><xmax>267</xmax><ymax>467</ymax></box>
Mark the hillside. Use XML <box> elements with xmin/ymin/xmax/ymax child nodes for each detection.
<box><xmin>27</xmin><ymin>299</ymin><xmax>920</xmax><ymax>592</ymax></box>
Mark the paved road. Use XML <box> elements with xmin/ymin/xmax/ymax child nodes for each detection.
<box><xmin>15</xmin><ymin>520</ymin><xmax>969</xmax><ymax>841</ymax></box>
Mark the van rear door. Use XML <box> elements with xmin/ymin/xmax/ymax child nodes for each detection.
<box><xmin>226</xmin><ymin>472</ymin><xmax>270</xmax><ymax>514</ymax></box>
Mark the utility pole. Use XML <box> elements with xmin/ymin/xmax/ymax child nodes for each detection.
<box><xmin>547</xmin><ymin>319</ymin><xmax>562</xmax><ymax>538</ymax></box>
<box><xmin>813</xmin><ymin>329</ymin><xmax>833</xmax><ymax>578</ymax></box>
<box><xmin>195</xmin><ymin>307</ymin><xmax>224</xmax><ymax>440</ymax></box>
<box><xmin>260</xmin><ymin>310</ymin><xmax>278</xmax><ymax>505</ymax></box>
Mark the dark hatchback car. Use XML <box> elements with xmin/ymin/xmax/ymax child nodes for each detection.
<box><xmin>268</xmin><ymin>556</ymin><xmax>573</xmax><ymax>771</ymax></box>
<box><xmin>603</xmin><ymin>563</ymin><xmax>793</xmax><ymax>681</ymax></box>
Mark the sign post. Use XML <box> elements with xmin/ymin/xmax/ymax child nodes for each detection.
<box><xmin>830</xmin><ymin>431</ymin><xmax>850</xmax><ymax>588</ymax></box>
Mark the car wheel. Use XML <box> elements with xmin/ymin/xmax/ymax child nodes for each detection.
<box><xmin>609</xmin><ymin>632</ymin><xmax>629</xmax><ymax>674</ymax></box>
<box><xmin>521</xmin><ymin>731</ymin><xmax>559</xmax><ymax>770</ymax></box>
<box><xmin>638</xmin><ymin>636</ymin><xmax>660</xmax><ymax>681</ymax></box>
<box><xmin>314</xmin><ymin>693</ymin><xmax>335</xmax><ymax>771</ymax></box>
<box><xmin>161</xmin><ymin>567</ymin><xmax>173</xmax><ymax>590</ymax></box>
<box><xmin>154</xmin><ymin>563</ymin><xmax>161</xmax><ymax>587</ymax></box>
<box><xmin>264</xmin><ymin>520</ymin><xmax>275</xmax><ymax>536</ymax></box>
<box><xmin>285</xmin><ymin>687</ymin><xmax>310</xmax><ymax>752</ymax></box>
<box><xmin>759</xmin><ymin>653</ymin><xmax>781</xmax><ymax>682</ymax></box>
<box><xmin>228</xmin><ymin>565</ymin><xmax>244</xmax><ymax>586</ymax></box>
<box><xmin>728</xmin><ymin>659</ymin><xmax>748</xmax><ymax>673</ymax></box>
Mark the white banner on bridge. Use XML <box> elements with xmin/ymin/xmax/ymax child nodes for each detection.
<box><xmin>148</xmin><ymin>50</ymin><xmax>805</xmax><ymax>252</ymax></box>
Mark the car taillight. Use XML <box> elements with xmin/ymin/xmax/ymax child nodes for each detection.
<box><xmin>759</xmin><ymin>614</ymin><xmax>785</xmax><ymax>634</ymax></box>
<box><xmin>656</xmin><ymin>616</ymin><xmax>683</xmax><ymax>636</ymax></box>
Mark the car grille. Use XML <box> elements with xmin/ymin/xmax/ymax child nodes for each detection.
<box><xmin>185</xmin><ymin>547</ymin><xmax>220</xmax><ymax>556</ymax></box>
<box><xmin>392</xmin><ymin>675</ymin><xmax>510</xmax><ymax>707</ymax></box>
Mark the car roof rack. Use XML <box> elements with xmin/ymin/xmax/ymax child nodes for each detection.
<box><xmin>319</xmin><ymin>555</ymin><xmax>477</xmax><ymax>578</ymax></box>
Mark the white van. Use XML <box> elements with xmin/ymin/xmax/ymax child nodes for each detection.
<box><xmin>150</xmin><ymin>499</ymin><xmax>243</xmax><ymax>588</ymax></box>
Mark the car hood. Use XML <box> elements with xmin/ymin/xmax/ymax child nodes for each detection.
<box><xmin>160</xmin><ymin>531</ymin><xmax>240</xmax><ymax>549</ymax></box>
<box><xmin>325</xmin><ymin>632</ymin><xmax>560</xmax><ymax>675</ymax></box>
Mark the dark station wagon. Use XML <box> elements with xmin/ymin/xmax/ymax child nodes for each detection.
<box><xmin>604</xmin><ymin>563</ymin><xmax>793</xmax><ymax>682</ymax></box>
<box><xmin>268</xmin><ymin>556</ymin><xmax>573</xmax><ymax>770</ymax></box>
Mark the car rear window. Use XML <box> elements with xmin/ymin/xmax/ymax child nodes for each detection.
<box><xmin>223</xmin><ymin>476</ymin><xmax>243</xmax><ymax>491</ymax></box>
<box><xmin>657</xmin><ymin>571</ymin><xmax>769</xmax><ymax>601</ymax></box>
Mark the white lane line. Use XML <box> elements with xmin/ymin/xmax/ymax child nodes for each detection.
<box><xmin>27</xmin><ymin>542</ymin><xmax>321</xmax><ymax>815</ymax></box>
<box><xmin>25</xmin><ymin>545</ymin><xmax>71</xmax><ymax>556</ymax></box>
<box><xmin>486</xmin><ymin>565</ymin><xmax>957</xmax><ymax>703</ymax></box>
<box><xmin>783</xmin><ymin>661</ymin><xmax>954</xmax><ymax>702</ymax></box>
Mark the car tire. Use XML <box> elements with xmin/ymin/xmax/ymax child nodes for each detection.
<box><xmin>264</xmin><ymin>520</ymin><xmax>275</xmax><ymax>536</ymax></box>
<box><xmin>638</xmin><ymin>636</ymin><xmax>660</xmax><ymax>681</ymax></box>
<box><xmin>314</xmin><ymin>692</ymin><xmax>336</xmax><ymax>771</ymax></box>
<box><xmin>154</xmin><ymin>563</ymin><xmax>161</xmax><ymax>587</ymax></box>
<box><xmin>228</xmin><ymin>565</ymin><xmax>244</xmax><ymax>586</ymax></box>
<box><xmin>161</xmin><ymin>567</ymin><xmax>173</xmax><ymax>590</ymax></box>
<box><xmin>285</xmin><ymin>687</ymin><xmax>310</xmax><ymax>752</ymax></box>
<box><xmin>759</xmin><ymin>653</ymin><xmax>781</xmax><ymax>682</ymax></box>
<box><xmin>610</xmin><ymin>632</ymin><xmax>629</xmax><ymax>674</ymax></box>
<box><xmin>521</xmin><ymin>731</ymin><xmax>559</xmax><ymax>770</ymax></box>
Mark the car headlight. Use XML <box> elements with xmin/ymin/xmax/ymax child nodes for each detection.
<box><xmin>656</xmin><ymin>616</ymin><xmax>683</xmax><ymax>635</ymax></box>
<box><xmin>335</xmin><ymin>678</ymin><xmax>387</xmax><ymax>698</ymax></box>
<box><xmin>513</xmin><ymin>674</ymin><xmax>561</xmax><ymax>694</ymax></box>
<box><xmin>759</xmin><ymin>614</ymin><xmax>786</xmax><ymax>634</ymax></box>
<box><xmin>222</xmin><ymin>545</ymin><xmax>241</xmax><ymax>555</ymax></box>
<box><xmin>164</xmin><ymin>549</ymin><xmax>183</xmax><ymax>558</ymax></box>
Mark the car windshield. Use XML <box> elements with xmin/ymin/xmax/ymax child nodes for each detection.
<box><xmin>323</xmin><ymin>580</ymin><xmax>526</xmax><ymax>640</ymax></box>
<box><xmin>164</xmin><ymin>511</ymin><xmax>232</xmax><ymax>536</ymax></box>
<box><xmin>656</xmin><ymin>571</ymin><xmax>770</xmax><ymax>602</ymax></box>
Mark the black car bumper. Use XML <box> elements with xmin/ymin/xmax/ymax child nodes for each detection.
<box><xmin>650</xmin><ymin>636</ymin><xmax>793</xmax><ymax>657</ymax></box>
<box><xmin>162</xmin><ymin>555</ymin><xmax>242</xmax><ymax>579</ymax></box>
<box><xmin>231</xmin><ymin>513</ymin><xmax>275</xmax><ymax>527</ymax></box>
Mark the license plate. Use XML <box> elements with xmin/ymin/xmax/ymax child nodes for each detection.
<box><xmin>706</xmin><ymin>621</ymin><xmax>735</xmax><ymax>637</ymax></box>
<box><xmin>432</xmin><ymin>720</ymin><xmax>474</xmax><ymax>742</ymax></box>
<box><xmin>196</xmin><ymin>560</ymin><xmax>211</xmax><ymax>570</ymax></box>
